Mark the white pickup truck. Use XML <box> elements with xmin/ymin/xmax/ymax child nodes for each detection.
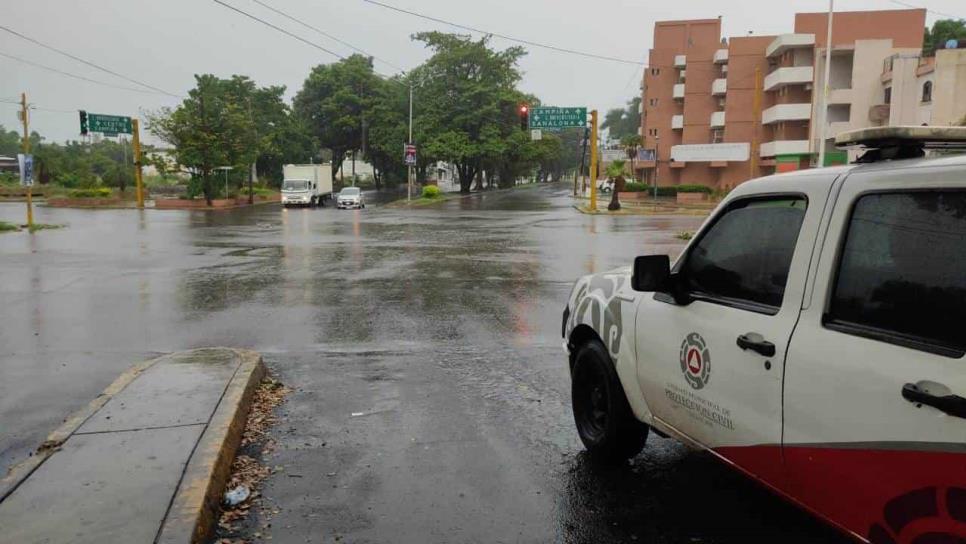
<box><xmin>563</xmin><ymin>127</ymin><xmax>966</xmax><ymax>543</ymax></box>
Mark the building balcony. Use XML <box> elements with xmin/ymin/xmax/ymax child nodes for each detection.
<box><xmin>710</xmin><ymin>111</ymin><xmax>726</xmax><ymax>128</ymax></box>
<box><xmin>764</xmin><ymin>66</ymin><xmax>814</xmax><ymax>91</ymax></box>
<box><xmin>712</xmin><ymin>78</ymin><xmax>727</xmax><ymax>96</ymax></box>
<box><xmin>679</xmin><ymin>70</ymin><xmax>686</xmax><ymax>81</ymax></box>
<box><xmin>762</xmin><ymin>103</ymin><xmax>811</xmax><ymax>124</ymax></box>
<box><xmin>673</xmin><ymin>83</ymin><xmax>685</xmax><ymax>100</ymax></box>
<box><xmin>828</xmin><ymin>87</ymin><xmax>852</xmax><ymax>104</ymax></box>
<box><xmin>760</xmin><ymin>139</ymin><xmax>810</xmax><ymax>158</ymax></box>
<box><xmin>828</xmin><ymin>121</ymin><xmax>852</xmax><ymax>139</ymax></box>
<box><xmin>714</xmin><ymin>49</ymin><xmax>729</xmax><ymax>64</ymax></box>
<box><xmin>674</xmin><ymin>54</ymin><xmax>687</xmax><ymax>68</ymax></box>
<box><xmin>766</xmin><ymin>33</ymin><xmax>816</xmax><ymax>58</ymax></box>
<box><xmin>671</xmin><ymin>114</ymin><xmax>684</xmax><ymax>130</ymax></box>
<box><xmin>868</xmin><ymin>104</ymin><xmax>890</xmax><ymax>124</ymax></box>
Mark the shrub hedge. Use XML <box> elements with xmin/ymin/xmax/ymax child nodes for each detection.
<box><xmin>676</xmin><ymin>184</ymin><xmax>713</xmax><ymax>194</ymax></box>
<box><xmin>67</xmin><ymin>188</ymin><xmax>112</xmax><ymax>198</ymax></box>
<box><xmin>421</xmin><ymin>185</ymin><xmax>441</xmax><ymax>199</ymax></box>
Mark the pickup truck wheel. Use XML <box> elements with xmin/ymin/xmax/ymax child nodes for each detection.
<box><xmin>572</xmin><ymin>340</ymin><xmax>648</xmax><ymax>463</ymax></box>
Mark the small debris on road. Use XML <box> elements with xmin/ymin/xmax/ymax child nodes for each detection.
<box><xmin>224</xmin><ymin>485</ymin><xmax>251</xmax><ymax>506</ymax></box>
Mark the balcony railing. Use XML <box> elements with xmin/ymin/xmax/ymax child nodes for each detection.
<box><xmin>714</xmin><ymin>49</ymin><xmax>729</xmax><ymax>64</ymax></box>
<box><xmin>673</xmin><ymin>84</ymin><xmax>685</xmax><ymax>100</ymax></box>
<box><xmin>671</xmin><ymin>115</ymin><xmax>684</xmax><ymax>129</ymax></box>
<box><xmin>760</xmin><ymin>140</ymin><xmax>810</xmax><ymax>157</ymax></box>
<box><xmin>674</xmin><ymin>55</ymin><xmax>687</xmax><ymax>68</ymax></box>
<box><xmin>766</xmin><ymin>33</ymin><xmax>816</xmax><ymax>58</ymax></box>
<box><xmin>764</xmin><ymin>66</ymin><xmax>814</xmax><ymax>91</ymax></box>
<box><xmin>712</xmin><ymin>78</ymin><xmax>727</xmax><ymax>96</ymax></box>
<box><xmin>762</xmin><ymin>103</ymin><xmax>812</xmax><ymax>124</ymax></box>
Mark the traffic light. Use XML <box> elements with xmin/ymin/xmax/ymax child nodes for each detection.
<box><xmin>79</xmin><ymin>110</ymin><xmax>88</xmax><ymax>135</ymax></box>
<box><xmin>519</xmin><ymin>104</ymin><xmax>529</xmax><ymax>131</ymax></box>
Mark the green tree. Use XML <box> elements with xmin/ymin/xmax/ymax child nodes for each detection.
<box><xmin>148</xmin><ymin>74</ymin><xmax>258</xmax><ymax>205</ymax></box>
<box><xmin>601</xmin><ymin>97</ymin><xmax>641</xmax><ymax>140</ymax></box>
<box><xmin>923</xmin><ymin>19</ymin><xmax>966</xmax><ymax>56</ymax></box>
<box><xmin>410</xmin><ymin>32</ymin><xmax>527</xmax><ymax>193</ymax></box>
<box><xmin>621</xmin><ymin>134</ymin><xmax>642</xmax><ymax>181</ymax></box>
<box><xmin>294</xmin><ymin>55</ymin><xmax>384</xmax><ymax>185</ymax></box>
<box><xmin>0</xmin><ymin>125</ymin><xmax>21</xmax><ymax>156</ymax></box>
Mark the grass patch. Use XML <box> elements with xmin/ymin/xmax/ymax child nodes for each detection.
<box><xmin>675</xmin><ymin>231</ymin><xmax>694</xmax><ymax>241</ymax></box>
<box><xmin>28</xmin><ymin>223</ymin><xmax>64</xmax><ymax>233</ymax></box>
<box><xmin>0</xmin><ymin>221</ymin><xmax>20</xmax><ymax>232</ymax></box>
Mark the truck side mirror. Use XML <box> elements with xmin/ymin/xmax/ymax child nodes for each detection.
<box><xmin>631</xmin><ymin>255</ymin><xmax>670</xmax><ymax>292</ymax></box>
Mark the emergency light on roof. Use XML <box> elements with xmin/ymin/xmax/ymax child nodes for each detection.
<box><xmin>835</xmin><ymin>126</ymin><xmax>966</xmax><ymax>163</ymax></box>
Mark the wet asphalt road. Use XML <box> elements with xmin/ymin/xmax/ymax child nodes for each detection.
<box><xmin>0</xmin><ymin>184</ymin><xmax>849</xmax><ymax>543</ymax></box>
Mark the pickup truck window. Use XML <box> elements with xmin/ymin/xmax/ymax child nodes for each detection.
<box><xmin>826</xmin><ymin>191</ymin><xmax>966</xmax><ymax>357</ymax></box>
<box><xmin>680</xmin><ymin>197</ymin><xmax>806</xmax><ymax>313</ymax></box>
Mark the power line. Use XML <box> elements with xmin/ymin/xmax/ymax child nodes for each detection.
<box><xmin>0</xmin><ymin>51</ymin><xmax>174</xmax><ymax>96</ymax></box>
<box><xmin>212</xmin><ymin>0</ymin><xmax>346</xmax><ymax>61</ymax></box>
<box><xmin>361</xmin><ymin>0</ymin><xmax>645</xmax><ymax>66</ymax></box>
<box><xmin>250</xmin><ymin>0</ymin><xmax>405</xmax><ymax>72</ymax></box>
<box><xmin>886</xmin><ymin>0</ymin><xmax>964</xmax><ymax>20</ymax></box>
<box><xmin>0</xmin><ymin>25</ymin><xmax>182</xmax><ymax>98</ymax></box>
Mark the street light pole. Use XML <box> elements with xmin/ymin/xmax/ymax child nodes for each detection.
<box><xmin>407</xmin><ymin>82</ymin><xmax>413</xmax><ymax>202</ymax></box>
<box><xmin>817</xmin><ymin>0</ymin><xmax>834</xmax><ymax>168</ymax></box>
<box><xmin>653</xmin><ymin>136</ymin><xmax>660</xmax><ymax>200</ymax></box>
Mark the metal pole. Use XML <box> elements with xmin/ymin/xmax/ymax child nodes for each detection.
<box><xmin>750</xmin><ymin>67</ymin><xmax>762</xmax><ymax>180</ymax></box>
<box><xmin>653</xmin><ymin>137</ymin><xmax>659</xmax><ymax>200</ymax></box>
<box><xmin>20</xmin><ymin>92</ymin><xmax>32</xmax><ymax>228</ymax></box>
<box><xmin>407</xmin><ymin>83</ymin><xmax>413</xmax><ymax>202</ymax></box>
<box><xmin>132</xmin><ymin>119</ymin><xmax>144</xmax><ymax>209</ymax></box>
<box><xmin>589</xmin><ymin>110</ymin><xmax>598</xmax><ymax>211</ymax></box>
<box><xmin>817</xmin><ymin>0</ymin><xmax>834</xmax><ymax>168</ymax></box>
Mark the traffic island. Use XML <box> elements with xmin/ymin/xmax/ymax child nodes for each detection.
<box><xmin>0</xmin><ymin>348</ymin><xmax>266</xmax><ymax>544</ymax></box>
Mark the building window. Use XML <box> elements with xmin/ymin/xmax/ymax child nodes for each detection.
<box><xmin>649</xmin><ymin>98</ymin><xmax>658</xmax><ymax>107</ymax></box>
<box><xmin>648</xmin><ymin>128</ymin><xmax>659</xmax><ymax>137</ymax></box>
<box><xmin>650</xmin><ymin>68</ymin><xmax>660</xmax><ymax>76</ymax></box>
<box><xmin>884</xmin><ymin>87</ymin><xmax>892</xmax><ymax>105</ymax></box>
<box><xmin>921</xmin><ymin>80</ymin><xmax>932</xmax><ymax>103</ymax></box>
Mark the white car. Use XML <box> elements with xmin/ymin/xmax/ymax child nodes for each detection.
<box><xmin>563</xmin><ymin>127</ymin><xmax>966</xmax><ymax>543</ymax></box>
<box><xmin>337</xmin><ymin>187</ymin><xmax>365</xmax><ymax>209</ymax></box>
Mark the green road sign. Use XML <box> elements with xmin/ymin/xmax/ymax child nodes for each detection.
<box><xmin>88</xmin><ymin>113</ymin><xmax>132</xmax><ymax>135</ymax></box>
<box><xmin>529</xmin><ymin>107</ymin><xmax>587</xmax><ymax>129</ymax></box>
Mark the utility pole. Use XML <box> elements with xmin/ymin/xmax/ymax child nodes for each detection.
<box><xmin>407</xmin><ymin>82</ymin><xmax>413</xmax><ymax>202</ymax></box>
<box><xmin>132</xmin><ymin>119</ymin><xmax>145</xmax><ymax>209</ymax></box>
<box><xmin>589</xmin><ymin>110</ymin><xmax>598</xmax><ymax>211</ymax></box>
<box><xmin>653</xmin><ymin>136</ymin><xmax>660</xmax><ymax>200</ymax></box>
<box><xmin>750</xmin><ymin>66</ymin><xmax>763</xmax><ymax>179</ymax></box>
<box><xmin>817</xmin><ymin>0</ymin><xmax>834</xmax><ymax>168</ymax></box>
<box><xmin>19</xmin><ymin>92</ymin><xmax>32</xmax><ymax>228</ymax></box>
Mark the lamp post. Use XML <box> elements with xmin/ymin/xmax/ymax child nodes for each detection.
<box><xmin>653</xmin><ymin>135</ymin><xmax>660</xmax><ymax>200</ymax></box>
<box><xmin>817</xmin><ymin>0</ymin><xmax>834</xmax><ymax>168</ymax></box>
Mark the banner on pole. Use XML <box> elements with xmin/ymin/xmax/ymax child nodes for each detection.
<box><xmin>17</xmin><ymin>153</ymin><xmax>34</xmax><ymax>187</ymax></box>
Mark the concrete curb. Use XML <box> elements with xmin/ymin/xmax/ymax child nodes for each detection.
<box><xmin>157</xmin><ymin>349</ymin><xmax>266</xmax><ymax>544</ymax></box>
<box><xmin>0</xmin><ymin>354</ymin><xmax>162</xmax><ymax>502</ymax></box>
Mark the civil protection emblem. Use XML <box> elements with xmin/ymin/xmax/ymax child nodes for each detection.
<box><xmin>679</xmin><ymin>332</ymin><xmax>711</xmax><ymax>390</ymax></box>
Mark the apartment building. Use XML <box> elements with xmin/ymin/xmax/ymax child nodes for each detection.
<box><xmin>881</xmin><ymin>46</ymin><xmax>966</xmax><ymax>129</ymax></box>
<box><xmin>638</xmin><ymin>8</ymin><xmax>928</xmax><ymax>189</ymax></box>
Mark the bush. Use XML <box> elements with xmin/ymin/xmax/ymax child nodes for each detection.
<box><xmin>676</xmin><ymin>184</ymin><xmax>713</xmax><ymax>194</ymax></box>
<box><xmin>623</xmin><ymin>182</ymin><xmax>648</xmax><ymax>192</ymax></box>
<box><xmin>622</xmin><ymin>183</ymin><xmax>678</xmax><ymax>197</ymax></box>
<box><xmin>421</xmin><ymin>185</ymin><xmax>441</xmax><ymax>199</ymax></box>
<box><xmin>67</xmin><ymin>187</ymin><xmax>112</xmax><ymax>198</ymax></box>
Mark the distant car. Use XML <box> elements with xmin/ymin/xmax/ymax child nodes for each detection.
<box><xmin>337</xmin><ymin>187</ymin><xmax>365</xmax><ymax>209</ymax></box>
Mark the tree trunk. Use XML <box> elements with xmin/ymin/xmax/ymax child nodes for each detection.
<box><xmin>456</xmin><ymin>164</ymin><xmax>474</xmax><ymax>193</ymax></box>
<box><xmin>203</xmin><ymin>174</ymin><xmax>213</xmax><ymax>206</ymax></box>
<box><xmin>608</xmin><ymin>175</ymin><xmax>625</xmax><ymax>211</ymax></box>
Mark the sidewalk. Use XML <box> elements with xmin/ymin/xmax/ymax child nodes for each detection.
<box><xmin>0</xmin><ymin>348</ymin><xmax>265</xmax><ymax>544</ymax></box>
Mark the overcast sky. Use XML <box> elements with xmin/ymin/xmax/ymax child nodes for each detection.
<box><xmin>2</xmin><ymin>0</ymin><xmax>962</xmax><ymax>145</ymax></box>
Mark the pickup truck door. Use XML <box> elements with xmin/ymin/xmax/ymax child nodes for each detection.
<box><xmin>634</xmin><ymin>175</ymin><xmax>834</xmax><ymax>489</ymax></box>
<box><xmin>783</xmin><ymin>165</ymin><xmax>966</xmax><ymax>541</ymax></box>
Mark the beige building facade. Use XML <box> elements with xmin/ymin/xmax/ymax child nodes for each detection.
<box><xmin>637</xmin><ymin>8</ymin><xmax>932</xmax><ymax>189</ymax></box>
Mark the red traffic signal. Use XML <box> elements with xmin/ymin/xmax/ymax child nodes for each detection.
<box><xmin>519</xmin><ymin>104</ymin><xmax>529</xmax><ymax>130</ymax></box>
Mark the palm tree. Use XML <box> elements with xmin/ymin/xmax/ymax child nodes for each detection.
<box><xmin>621</xmin><ymin>134</ymin><xmax>642</xmax><ymax>181</ymax></box>
<box><xmin>606</xmin><ymin>159</ymin><xmax>627</xmax><ymax>211</ymax></box>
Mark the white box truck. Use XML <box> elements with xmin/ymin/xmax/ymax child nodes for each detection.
<box><xmin>281</xmin><ymin>164</ymin><xmax>333</xmax><ymax>207</ymax></box>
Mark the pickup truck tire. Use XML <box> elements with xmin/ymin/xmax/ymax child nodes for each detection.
<box><xmin>571</xmin><ymin>340</ymin><xmax>648</xmax><ymax>463</ymax></box>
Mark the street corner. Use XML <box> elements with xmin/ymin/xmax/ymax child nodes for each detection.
<box><xmin>0</xmin><ymin>348</ymin><xmax>267</xmax><ymax>544</ymax></box>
